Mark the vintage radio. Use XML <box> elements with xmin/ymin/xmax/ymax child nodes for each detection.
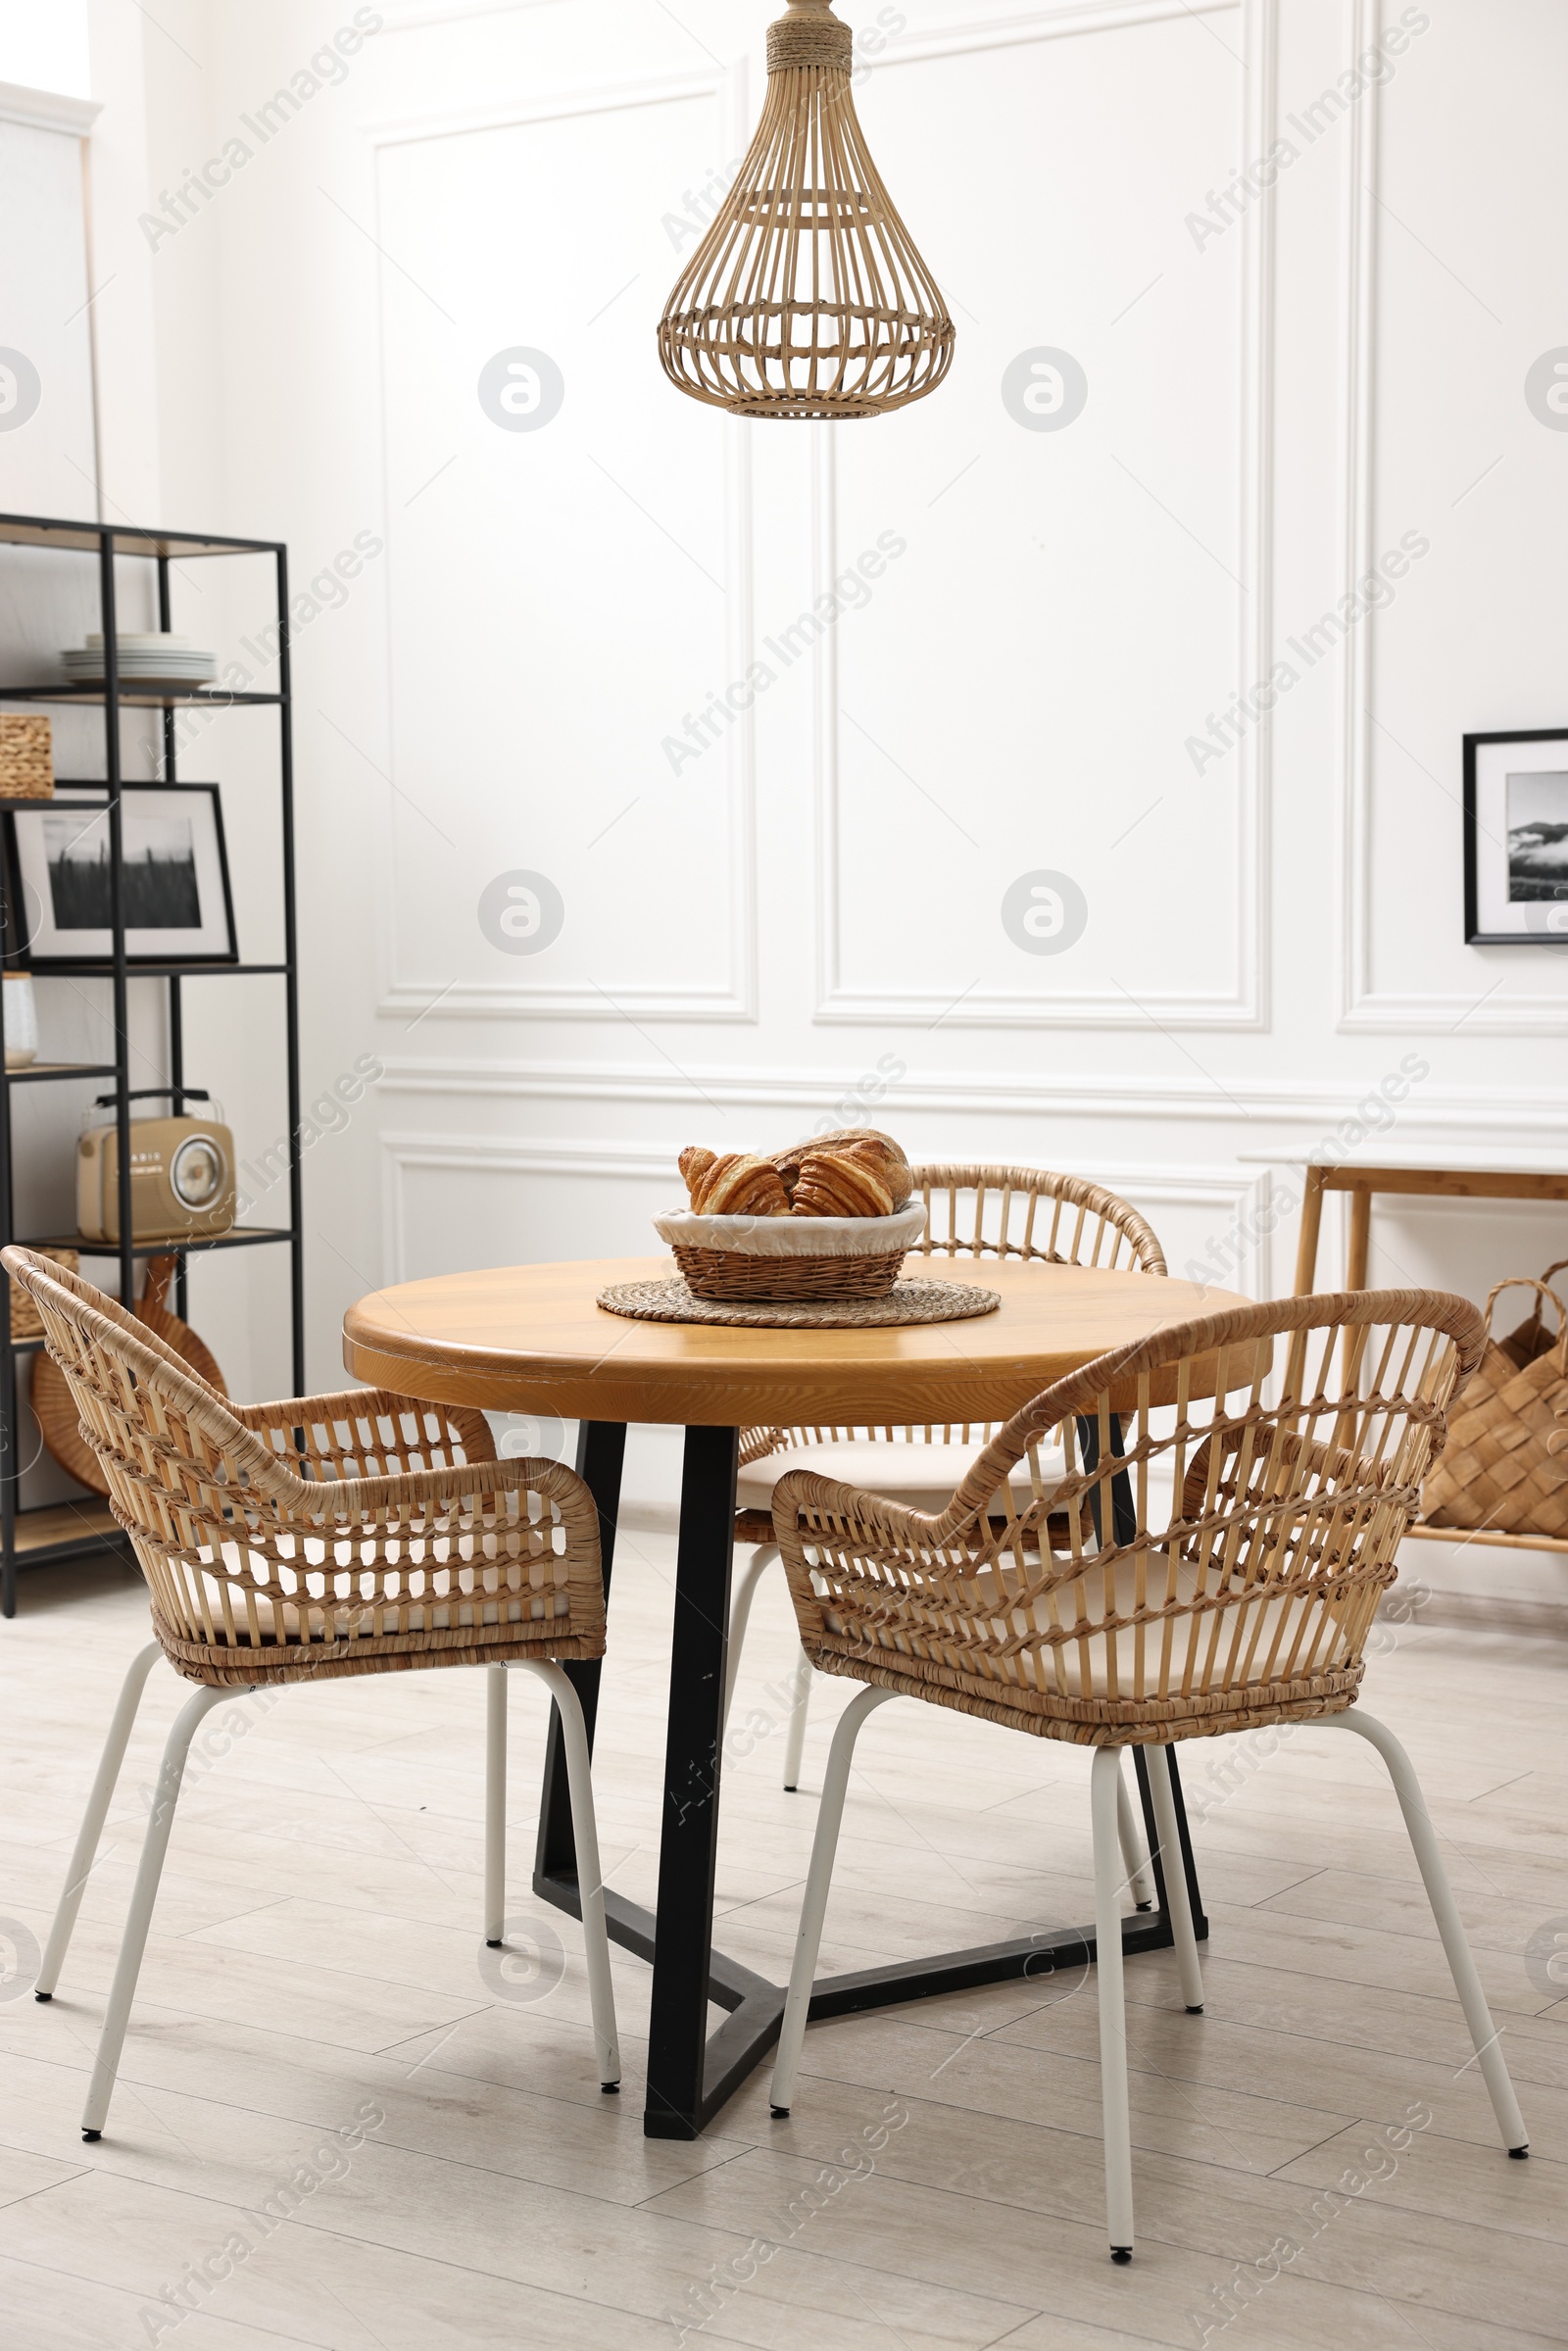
<box><xmin>77</xmin><ymin>1090</ymin><xmax>235</xmax><ymax>1245</ymax></box>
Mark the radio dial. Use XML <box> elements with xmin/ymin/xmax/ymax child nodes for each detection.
<box><xmin>171</xmin><ymin>1134</ymin><xmax>225</xmax><ymax>1211</ymax></box>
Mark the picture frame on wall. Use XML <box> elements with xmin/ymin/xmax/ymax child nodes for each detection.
<box><xmin>5</xmin><ymin>783</ymin><xmax>238</xmax><ymax>965</ymax></box>
<box><xmin>1464</xmin><ymin>730</ymin><xmax>1568</xmax><ymax>946</ymax></box>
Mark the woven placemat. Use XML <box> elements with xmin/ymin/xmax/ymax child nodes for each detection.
<box><xmin>596</xmin><ymin>1276</ymin><xmax>1002</xmax><ymax>1329</ymax></box>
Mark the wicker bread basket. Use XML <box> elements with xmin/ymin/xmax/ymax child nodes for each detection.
<box><xmin>653</xmin><ymin>1202</ymin><xmax>926</xmax><ymax>1302</ymax></box>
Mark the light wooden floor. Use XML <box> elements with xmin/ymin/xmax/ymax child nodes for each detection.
<box><xmin>1</xmin><ymin>1516</ymin><xmax>1564</xmax><ymax>2350</ymax></box>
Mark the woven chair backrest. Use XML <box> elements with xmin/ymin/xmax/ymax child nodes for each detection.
<box><xmin>912</xmin><ymin>1163</ymin><xmax>1166</xmax><ymax>1275</ymax></box>
<box><xmin>739</xmin><ymin>1163</ymin><xmax>1166</xmax><ymax>1467</ymax></box>
<box><xmin>3</xmin><ymin>1247</ymin><xmax>584</xmax><ymax>1677</ymax></box>
<box><xmin>9</xmin><ymin>1247</ymin><xmax>297</xmax><ymax>1501</ymax></box>
<box><xmin>777</xmin><ymin>1289</ymin><xmax>1485</xmax><ymax>1738</ymax></box>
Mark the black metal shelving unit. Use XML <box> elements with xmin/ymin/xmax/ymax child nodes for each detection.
<box><xmin>0</xmin><ymin>512</ymin><xmax>303</xmax><ymax>1616</ymax></box>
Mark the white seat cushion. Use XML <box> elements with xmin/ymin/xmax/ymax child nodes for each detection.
<box><xmin>737</xmin><ymin>1438</ymin><xmax>1066</xmax><ymax>1520</ymax></box>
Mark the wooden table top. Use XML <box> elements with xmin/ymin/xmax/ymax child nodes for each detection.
<box><xmin>342</xmin><ymin>1256</ymin><xmax>1254</xmax><ymax>1427</ymax></box>
<box><xmin>1240</xmin><ymin>1150</ymin><xmax>1568</xmax><ymax>1200</ymax></box>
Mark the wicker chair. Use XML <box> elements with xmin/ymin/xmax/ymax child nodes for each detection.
<box><xmin>4</xmin><ymin>1247</ymin><xmax>618</xmax><ymax>2139</ymax></box>
<box><xmin>728</xmin><ymin>1164</ymin><xmax>1167</xmax><ymax>1893</ymax></box>
<box><xmin>764</xmin><ymin>1288</ymin><xmax>1529</xmax><ymax>2260</ymax></box>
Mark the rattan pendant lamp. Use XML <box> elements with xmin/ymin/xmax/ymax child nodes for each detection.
<box><xmin>658</xmin><ymin>0</ymin><xmax>955</xmax><ymax>419</ymax></box>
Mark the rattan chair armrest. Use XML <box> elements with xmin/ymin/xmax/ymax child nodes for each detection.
<box><xmin>771</xmin><ymin>1466</ymin><xmax>958</xmax><ymax>1554</ymax></box>
<box><xmin>770</xmin><ymin>1467</ymin><xmax>1005</xmax><ymax>1658</ymax></box>
<box><xmin>769</xmin><ymin>1422</ymin><xmax>1068</xmax><ymax>1557</ymax></box>
<box><xmin>235</xmin><ymin>1386</ymin><xmax>406</xmax><ymax>1430</ymax></box>
<box><xmin>283</xmin><ymin>1450</ymin><xmax>596</xmax><ymax>1537</ymax></box>
<box><xmin>235</xmin><ymin>1385</ymin><xmax>491</xmax><ymax>1439</ymax></box>
<box><xmin>235</xmin><ymin>1386</ymin><xmax>497</xmax><ymax>1473</ymax></box>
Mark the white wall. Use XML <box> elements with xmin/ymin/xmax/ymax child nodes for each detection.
<box><xmin>26</xmin><ymin>0</ymin><xmax>1568</xmax><ymax>1591</ymax></box>
<box><xmin>0</xmin><ymin>1</ymin><xmax>262</xmax><ymax>1505</ymax></box>
<box><xmin>0</xmin><ymin>4</ymin><xmax>91</xmax><ymax>104</ymax></box>
<box><xmin>0</xmin><ymin>52</ymin><xmax>105</xmax><ymax>1506</ymax></box>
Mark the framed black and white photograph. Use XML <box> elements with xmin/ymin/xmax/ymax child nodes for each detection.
<box><xmin>6</xmin><ymin>784</ymin><xmax>237</xmax><ymax>964</ymax></box>
<box><xmin>1463</xmin><ymin>730</ymin><xmax>1568</xmax><ymax>945</ymax></box>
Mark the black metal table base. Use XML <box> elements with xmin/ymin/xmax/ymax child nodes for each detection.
<box><xmin>533</xmin><ymin>1420</ymin><xmax>1208</xmax><ymax>2141</ymax></box>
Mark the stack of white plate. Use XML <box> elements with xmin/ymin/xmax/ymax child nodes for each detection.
<box><xmin>60</xmin><ymin>633</ymin><xmax>218</xmax><ymax>689</ymax></box>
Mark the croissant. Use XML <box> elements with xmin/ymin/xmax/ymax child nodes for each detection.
<box><xmin>679</xmin><ymin>1146</ymin><xmax>716</xmax><ymax>1200</ymax></box>
<box><xmin>771</xmin><ymin>1127</ymin><xmax>912</xmax><ymax>1208</ymax></box>
<box><xmin>689</xmin><ymin>1151</ymin><xmax>791</xmax><ymax>1216</ymax></box>
<box><xmin>790</xmin><ymin>1146</ymin><xmax>896</xmax><ymax>1218</ymax></box>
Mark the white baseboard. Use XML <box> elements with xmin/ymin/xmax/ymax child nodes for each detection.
<box><xmin>1396</xmin><ymin>1530</ymin><xmax>1568</xmax><ymax>1616</ymax></box>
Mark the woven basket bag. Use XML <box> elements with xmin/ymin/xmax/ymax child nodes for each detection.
<box><xmin>1496</xmin><ymin>1256</ymin><xmax>1568</xmax><ymax>1371</ymax></box>
<box><xmin>1421</xmin><ymin>1275</ymin><xmax>1568</xmax><ymax>1539</ymax></box>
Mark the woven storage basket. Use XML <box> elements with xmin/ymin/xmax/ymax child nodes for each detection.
<box><xmin>0</xmin><ymin>715</ymin><xmax>53</xmax><ymax>799</ymax></box>
<box><xmin>1421</xmin><ymin>1275</ymin><xmax>1568</xmax><ymax>1539</ymax></box>
<box><xmin>653</xmin><ymin>1202</ymin><xmax>926</xmax><ymax>1302</ymax></box>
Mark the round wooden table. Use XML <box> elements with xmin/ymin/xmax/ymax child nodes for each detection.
<box><xmin>343</xmin><ymin>1255</ymin><xmax>1244</xmax><ymax>2139</ymax></box>
<box><xmin>342</xmin><ymin>1253</ymin><xmax>1248</xmax><ymax>1426</ymax></box>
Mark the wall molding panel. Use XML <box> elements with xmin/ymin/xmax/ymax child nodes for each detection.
<box><xmin>373</xmin><ymin>0</ymin><xmax>564</xmax><ymax>33</ymax></box>
<box><xmin>0</xmin><ymin>80</ymin><xmax>99</xmax><ymax>135</ymax></box>
<box><xmin>381</xmin><ymin>1132</ymin><xmax>677</xmax><ymax>1283</ymax></box>
<box><xmin>870</xmin><ymin>0</ymin><xmax>1242</xmax><ymax>71</ymax></box>
<box><xmin>812</xmin><ymin>0</ymin><xmax>1274</xmax><ymax>1031</ymax></box>
<box><xmin>1334</xmin><ymin>1</ymin><xmax>1568</xmax><ymax>1037</ymax></box>
<box><xmin>360</xmin><ymin>64</ymin><xmax>726</xmax><ymax>146</ymax></box>
<box><xmin>380</xmin><ymin>1127</ymin><xmax>1273</xmax><ymax>1291</ymax></box>
<box><xmin>378</xmin><ymin>1053</ymin><xmax>1568</xmax><ymax>1141</ymax></box>
<box><xmin>368</xmin><ymin>61</ymin><xmax>760</xmax><ymax>1026</ymax></box>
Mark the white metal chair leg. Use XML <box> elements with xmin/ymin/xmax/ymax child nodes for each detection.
<box><xmin>781</xmin><ymin>1643</ymin><xmax>812</xmax><ymax>1792</ymax></box>
<box><xmin>1147</xmin><ymin>1744</ymin><xmax>1203</xmax><ymax>2012</ymax></box>
<box><xmin>81</xmin><ymin>1682</ymin><xmax>231</xmax><ymax>2140</ymax></box>
<box><xmin>36</xmin><ymin>1640</ymin><xmax>163</xmax><ymax>2001</ymax></box>
<box><xmin>514</xmin><ymin>1662</ymin><xmax>620</xmax><ymax>2091</ymax></box>
<box><xmin>1091</xmin><ymin>1745</ymin><xmax>1135</xmax><ymax>2261</ymax></box>
<box><xmin>722</xmin><ymin>1544</ymin><xmax>776</xmax><ymax>1734</ymax></box>
<box><xmin>1320</xmin><ymin>1709</ymin><xmax>1528</xmax><ymax>2156</ymax></box>
<box><xmin>485</xmin><ymin>1663</ymin><xmax>507</xmax><ymax>1946</ymax></box>
<box><xmin>723</xmin><ymin>1541</ymin><xmax>815</xmax><ymax>1789</ymax></box>
<box><xmin>770</xmin><ymin>1685</ymin><xmax>897</xmax><ymax>2115</ymax></box>
<box><xmin>1115</xmin><ymin>1755</ymin><xmax>1155</xmax><ymax>1912</ymax></box>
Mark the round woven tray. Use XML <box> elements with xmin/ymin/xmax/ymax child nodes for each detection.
<box><xmin>597</xmin><ymin>1275</ymin><xmax>1002</xmax><ymax>1329</ymax></box>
